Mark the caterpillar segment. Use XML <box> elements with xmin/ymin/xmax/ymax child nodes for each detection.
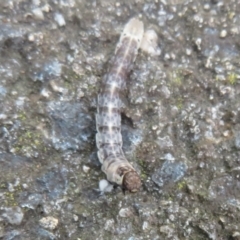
<box><xmin>96</xmin><ymin>18</ymin><xmax>144</xmax><ymax>193</ymax></box>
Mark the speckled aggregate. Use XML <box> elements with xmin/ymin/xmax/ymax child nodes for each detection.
<box><xmin>1</xmin><ymin>0</ymin><xmax>240</xmax><ymax>239</ymax></box>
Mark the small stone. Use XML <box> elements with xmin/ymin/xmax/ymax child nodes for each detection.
<box><xmin>77</xmin><ymin>89</ymin><xmax>85</xmax><ymax>98</ymax></box>
<box><xmin>219</xmin><ymin>86</ymin><xmax>231</xmax><ymax>95</ymax></box>
<box><xmin>203</xmin><ymin>3</ymin><xmax>210</xmax><ymax>10</ymax></box>
<box><xmin>161</xmin><ymin>85</ymin><xmax>170</xmax><ymax>98</ymax></box>
<box><xmin>50</xmin><ymin>81</ymin><xmax>65</xmax><ymax>93</ymax></box>
<box><xmin>0</xmin><ymin>114</ymin><xmax>7</xmax><ymax>119</ymax></box>
<box><xmin>0</xmin><ymin>85</ymin><xmax>7</xmax><ymax>96</ymax></box>
<box><xmin>40</xmin><ymin>88</ymin><xmax>51</xmax><ymax>98</ymax></box>
<box><xmin>223</xmin><ymin>130</ymin><xmax>230</xmax><ymax>137</ymax></box>
<box><xmin>195</xmin><ymin>38</ymin><xmax>202</xmax><ymax>50</ymax></box>
<box><xmin>32</xmin><ymin>0</ymin><xmax>40</xmax><ymax>5</ymax></box>
<box><xmin>152</xmin><ymin>125</ymin><xmax>158</xmax><ymax>130</ymax></box>
<box><xmin>118</xmin><ymin>207</ymin><xmax>132</xmax><ymax>218</ymax></box>
<box><xmin>156</xmin><ymin>136</ymin><xmax>173</xmax><ymax>149</ymax></box>
<box><xmin>0</xmin><ymin>226</ymin><xmax>3</xmax><ymax>238</ymax></box>
<box><xmin>82</xmin><ymin>165</ymin><xmax>90</xmax><ymax>173</ymax></box>
<box><xmin>104</xmin><ymin>219</ymin><xmax>115</xmax><ymax>231</ymax></box>
<box><xmin>232</xmin><ymin>232</ymin><xmax>240</xmax><ymax>237</ymax></box>
<box><xmin>140</xmin><ymin>29</ymin><xmax>161</xmax><ymax>56</ymax></box>
<box><xmin>235</xmin><ymin>132</ymin><xmax>240</xmax><ymax>149</ymax></box>
<box><xmin>54</xmin><ymin>13</ymin><xmax>66</xmax><ymax>27</ymax></box>
<box><xmin>231</xmin><ymin>27</ymin><xmax>239</xmax><ymax>35</ymax></box>
<box><xmin>28</xmin><ymin>33</ymin><xmax>35</xmax><ymax>42</ymax></box>
<box><xmin>164</xmin><ymin>153</ymin><xmax>175</xmax><ymax>161</ymax></box>
<box><xmin>27</xmin><ymin>32</ymin><xmax>44</xmax><ymax>45</ymax></box>
<box><xmin>32</xmin><ymin>8</ymin><xmax>44</xmax><ymax>20</ymax></box>
<box><xmin>41</xmin><ymin>4</ymin><xmax>51</xmax><ymax>12</ymax></box>
<box><xmin>39</xmin><ymin>216</ymin><xmax>59</xmax><ymax>230</ymax></box>
<box><xmin>22</xmin><ymin>183</ymin><xmax>28</xmax><ymax>189</ymax></box>
<box><xmin>219</xmin><ymin>216</ymin><xmax>225</xmax><ymax>223</ymax></box>
<box><xmin>142</xmin><ymin>221</ymin><xmax>150</xmax><ymax>232</ymax></box>
<box><xmin>198</xmin><ymin>222</ymin><xmax>217</xmax><ymax>239</ymax></box>
<box><xmin>164</xmin><ymin>53</ymin><xmax>170</xmax><ymax>60</ymax></box>
<box><xmin>170</xmin><ymin>53</ymin><xmax>176</xmax><ymax>60</ymax></box>
<box><xmin>199</xmin><ymin>161</ymin><xmax>205</xmax><ymax>168</ymax></box>
<box><xmin>8</xmin><ymin>183</ymin><xmax>14</xmax><ymax>192</ymax></box>
<box><xmin>160</xmin><ymin>225</ymin><xmax>175</xmax><ymax>235</ymax></box>
<box><xmin>73</xmin><ymin>214</ymin><xmax>79</xmax><ymax>222</ymax></box>
<box><xmin>186</xmin><ymin>48</ymin><xmax>192</xmax><ymax>55</ymax></box>
<box><xmin>99</xmin><ymin>179</ymin><xmax>113</xmax><ymax>193</ymax></box>
<box><xmin>2</xmin><ymin>207</ymin><xmax>24</xmax><ymax>225</ymax></box>
<box><xmin>220</xmin><ymin>29</ymin><xmax>227</xmax><ymax>38</ymax></box>
<box><xmin>152</xmin><ymin>160</ymin><xmax>187</xmax><ymax>187</ymax></box>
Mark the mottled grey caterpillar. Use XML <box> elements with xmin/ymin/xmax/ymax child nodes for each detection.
<box><xmin>96</xmin><ymin>18</ymin><xmax>144</xmax><ymax>193</ymax></box>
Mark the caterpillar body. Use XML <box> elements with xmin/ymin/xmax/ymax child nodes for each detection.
<box><xmin>96</xmin><ymin>18</ymin><xmax>144</xmax><ymax>193</ymax></box>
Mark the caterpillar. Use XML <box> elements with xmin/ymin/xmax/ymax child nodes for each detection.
<box><xmin>96</xmin><ymin>18</ymin><xmax>144</xmax><ymax>193</ymax></box>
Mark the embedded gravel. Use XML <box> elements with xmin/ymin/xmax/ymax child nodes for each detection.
<box><xmin>0</xmin><ymin>0</ymin><xmax>240</xmax><ymax>239</ymax></box>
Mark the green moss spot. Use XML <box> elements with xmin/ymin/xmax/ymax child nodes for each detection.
<box><xmin>177</xmin><ymin>180</ymin><xmax>186</xmax><ymax>190</ymax></box>
<box><xmin>140</xmin><ymin>172</ymin><xmax>148</xmax><ymax>180</ymax></box>
<box><xmin>228</xmin><ymin>11</ymin><xmax>235</xmax><ymax>20</ymax></box>
<box><xmin>13</xmin><ymin>129</ymin><xmax>46</xmax><ymax>156</ymax></box>
<box><xmin>176</xmin><ymin>97</ymin><xmax>183</xmax><ymax>110</ymax></box>
<box><xmin>227</xmin><ymin>73</ymin><xmax>237</xmax><ymax>85</ymax></box>
<box><xmin>0</xmin><ymin>183</ymin><xmax>7</xmax><ymax>189</ymax></box>
<box><xmin>170</xmin><ymin>70</ymin><xmax>183</xmax><ymax>86</ymax></box>
<box><xmin>18</xmin><ymin>112</ymin><xmax>27</xmax><ymax>121</ymax></box>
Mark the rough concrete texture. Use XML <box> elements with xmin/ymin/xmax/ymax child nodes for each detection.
<box><xmin>0</xmin><ymin>0</ymin><xmax>240</xmax><ymax>239</ymax></box>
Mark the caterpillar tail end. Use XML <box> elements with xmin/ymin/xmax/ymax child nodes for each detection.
<box><xmin>122</xmin><ymin>170</ymin><xmax>141</xmax><ymax>193</ymax></box>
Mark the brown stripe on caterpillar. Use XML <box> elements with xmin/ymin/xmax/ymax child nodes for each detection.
<box><xmin>96</xmin><ymin>17</ymin><xmax>144</xmax><ymax>193</ymax></box>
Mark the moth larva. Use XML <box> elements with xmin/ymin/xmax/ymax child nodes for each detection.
<box><xmin>96</xmin><ymin>18</ymin><xmax>144</xmax><ymax>192</ymax></box>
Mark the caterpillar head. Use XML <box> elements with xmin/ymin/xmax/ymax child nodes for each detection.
<box><xmin>122</xmin><ymin>170</ymin><xmax>141</xmax><ymax>193</ymax></box>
